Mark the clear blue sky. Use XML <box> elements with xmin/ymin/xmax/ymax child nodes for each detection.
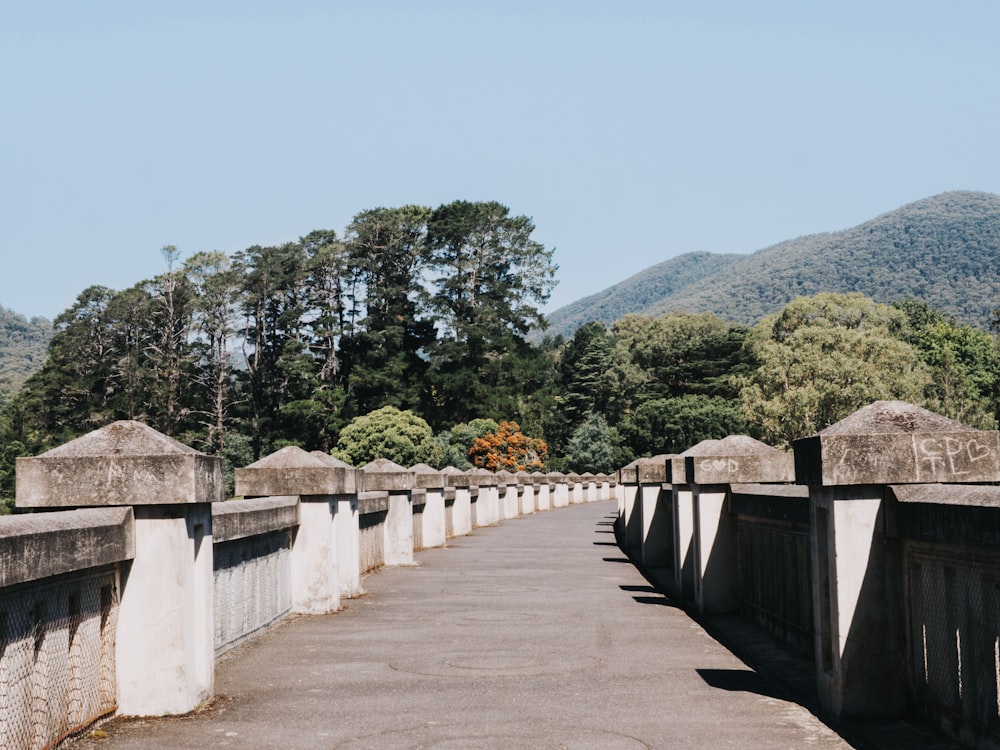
<box><xmin>3</xmin><ymin>1</ymin><xmax>999</xmax><ymax>321</ymax></box>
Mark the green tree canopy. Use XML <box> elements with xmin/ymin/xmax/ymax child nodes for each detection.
<box><xmin>617</xmin><ymin>395</ymin><xmax>745</xmax><ymax>457</ymax></box>
<box><xmin>437</xmin><ymin>418</ymin><xmax>500</xmax><ymax>469</ymax></box>
<box><xmin>332</xmin><ymin>406</ymin><xmax>442</xmax><ymax>467</ymax></box>
<box><xmin>893</xmin><ymin>299</ymin><xmax>999</xmax><ymax>429</ymax></box>
<box><xmin>563</xmin><ymin>412</ymin><xmax>626</xmax><ymax>474</ymax></box>
<box><xmin>739</xmin><ymin>293</ymin><xmax>931</xmax><ymax>445</ymax></box>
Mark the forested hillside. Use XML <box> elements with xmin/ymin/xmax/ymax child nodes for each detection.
<box><xmin>0</xmin><ymin>308</ymin><xmax>52</xmax><ymax>394</ymax></box>
<box><xmin>3</xmin><ymin>195</ymin><xmax>1000</xmax><ymax>507</ymax></box>
<box><xmin>546</xmin><ymin>191</ymin><xmax>1000</xmax><ymax>336</ymax></box>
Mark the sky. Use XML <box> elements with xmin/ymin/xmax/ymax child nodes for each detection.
<box><xmin>2</xmin><ymin>1</ymin><xmax>1000</xmax><ymax>322</ymax></box>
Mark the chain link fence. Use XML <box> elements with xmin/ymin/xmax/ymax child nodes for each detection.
<box><xmin>0</xmin><ymin>565</ymin><xmax>118</xmax><ymax>750</ymax></box>
<box><xmin>213</xmin><ymin>530</ymin><xmax>292</xmax><ymax>657</ymax></box>
<box><xmin>736</xmin><ymin>518</ymin><xmax>814</xmax><ymax>656</ymax></box>
<box><xmin>359</xmin><ymin>511</ymin><xmax>387</xmax><ymax>574</ymax></box>
<box><xmin>907</xmin><ymin>548</ymin><xmax>1000</xmax><ymax>746</ymax></box>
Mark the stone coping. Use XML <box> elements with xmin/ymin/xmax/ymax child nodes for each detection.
<box><xmin>0</xmin><ymin>507</ymin><xmax>134</xmax><ymax>587</ymax></box>
<box><xmin>665</xmin><ymin>440</ymin><xmax>719</xmax><ymax>485</ymax></box>
<box><xmin>889</xmin><ymin>483</ymin><xmax>1000</xmax><ymax>508</ymax></box>
<box><xmin>889</xmin><ymin>488</ymin><xmax>1000</xmax><ymax>551</ymax></box>
<box><xmin>358</xmin><ymin>491</ymin><xmax>390</xmax><ymax>515</ymax></box>
<box><xmin>212</xmin><ymin>496</ymin><xmax>299</xmax><ymax>542</ymax></box>
<box><xmin>637</xmin><ymin>455</ymin><xmax>672</xmax><ymax>484</ymax></box>
<box><xmin>728</xmin><ymin>483</ymin><xmax>810</xmax><ymax>525</ymax></box>
<box><xmin>410</xmin><ymin>463</ymin><xmax>446</xmax><ymax>489</ymax></box>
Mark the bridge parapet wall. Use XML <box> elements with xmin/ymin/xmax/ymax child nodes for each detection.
<box><xmin>618</xmin><ymin>399</ymin><xmax>1000</xmax><ymax>750</ymax></box>
<box><xmin>2</xmin><ymin>423</ymin><xmax>580</xmax><ymax>744</ymax></box>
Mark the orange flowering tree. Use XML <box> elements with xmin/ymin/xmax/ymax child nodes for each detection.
<box><xmin>468</xmin><ymin>420</ymin><xmax>547</xmax><ymax>472</ymax></box>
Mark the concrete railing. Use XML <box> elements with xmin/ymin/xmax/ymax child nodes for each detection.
<box><xmin>1</xmin><ymin>423</ymin><xmax>612</xmax><ymax>749</ymax></box>
<box><xmin>615</xmin><ymin>400</ymin><xmax>1000</xmax><ymax>750</ymax></box>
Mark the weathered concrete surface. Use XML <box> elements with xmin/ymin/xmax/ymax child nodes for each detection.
<box><xmin>212</xmin><ymin>496</ymin><xmax>298</xmax><ymax>543</ymax></box>
<box><xmin>794</xmin><ymin>400</ymin><xmax>1000</xmax><ymax>486</ymax></box>
<box><xmin>0</xmin><ymin>507</ymin><xmax>134</xmax><ymax>587</ymax></box>
<box><xmin>685</xmin><ymin>435</ymin><xmax>795</xmax><ymax>485</ymax></box>
<box><xmin>668</xmin><ymin>439</ymin><xmax>720</xmax><ymax>484</ymax></box>
<box><xmin>361</xmin><ymin>458</ymin><xmax>415</xmax><ymax>492</ymax></box>
<box><xmin>16</xmin><ymin>420</ymin><xmax>223</xmax><ymax>507</ymax></box>
<box><xmin>235</xmin><ymin>446</ymin><xmax>358</xmax><ymax>497</ymax></box>
<box><xmin>76</xmin><ymin>501</ymin><xmax>853</xmax><ymax>750</ymax></box>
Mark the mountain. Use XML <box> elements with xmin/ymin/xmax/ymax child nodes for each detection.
<box><xmin>0</xmin><ymin>307</ymin><xmax>53</xmax><ymax>395</ymax></box>
<box><xmin>546</xmin><ymin>191</ymin><xmax>1000</xmax><ymax>336</ymax></box>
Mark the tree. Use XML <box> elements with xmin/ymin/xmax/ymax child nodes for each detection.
<box><xmin>13</xmin><ymin>286</ymin><xmax>119</xmax><ymax>446</ymax></box>
<box><xmin>563</xmin><ymin>412</ymin><xmax>625</xmax><ymax>474</ymax></box>
<box><xmin>332</xmin><ymin>406</ymin><xmax>442</xmax><ymax>467</ymax></box>
<box><xmin>893</xmin><ymin>299</ymin><xmax>999</xmax><ymax>429</ymax></box>
<box><xmin>424</xmin><ymin>201</ymin><xmax>556</xmax><ymax>423</ymax></box>
<box><xmin>739</xmin><ymin>293</ymin><xmax>930</xmax><ymax>445</ymax></box>
<box><xmin>437</xmin><ymin>418</ymin><xmax>499</xmax><ymax>469</ymax></box>
<box><xmin>558</xmin><ymin>321</ymin><xmax>618</xmax><ymax>424</ymax></box>
<box><xmin>617</xmin><ymin>395</ymin><xmax>745</xmax><ymax>457</ymax></box>
<box><xmin>339</xmin><ymin>206</ymin><xmax>435</xmax><ymax>415</ymax></box>
<box><xmin>185</xmin><ymin>251</ymin><xmax>242</xmax><ymax>455</ymax></box>
<box><xmin>425</xmin><ymin>200</ymin><xmax>556</xmax><ymax>345</ymax></box>
<box><xmin>611</xmin><ymin>312</ymin><xmax>751</xmax><ymax>404</ymax></box>
<box><xmin>142</xmin><ymin>246</ymin><xmax>196</xmax><ymax>436</ymax></box>
<box><xmin>234</xmin><ymin>242</ymin><xmax>314</xmax><ymax>458</ymax></box>
<box><xmin>469</xmin><ymin>420</ymin><xmax>547</xmax><ymax>472</ymax></box>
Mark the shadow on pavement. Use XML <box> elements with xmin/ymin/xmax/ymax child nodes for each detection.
<box><xmin>696</xmin><ymin>668</ymin><xmax>787</xmax><ymax>701</ymax></box>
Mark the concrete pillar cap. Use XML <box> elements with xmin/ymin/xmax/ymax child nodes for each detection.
<box><xmin>794</xmin><ymin>400</ymin><xmax>1000</xmax><ymax>486</ymax></box>
<box><xmin>410</xmin><ymin>463</ymin><xmax>446</xmax><ymax>489</ymax></box>
<box><xmin>16</xmin><ymin>420</ymin><xmax>223</xmax><ymax>508</ymax></box>
<box><xmin>362</xmin><ymin>458</ymin><xmax>415</xmax><ymax>492</ymax></box>
<box><xmin>236</xmin><ymin>446</ymin><xmax>358</xmax><ymax>497</ymax></box>
<box><xmin>684</xmin><ymin>436</ymin><xmax>794</xmax><ymax>485</ymax></box>
<box><xmin>667</xmin><ymin>440</ymin><xmax>720</xmax><ymax>485</ymax></box>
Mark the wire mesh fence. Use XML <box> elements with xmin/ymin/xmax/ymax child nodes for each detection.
<box><xmin>907</xmin><ymin>549</ymin><xmax>1000</xmax><ymax>745</ymax></box>
<box><xmin>213</xmin><ymin>530</ymin><xmax>292</xmax><ymax>657</ymax></box>
<box><xmin>736</xmin><ymin>518</ymin><xmax>814</xmax><ymax>656</ymax></box>
<box><xmin>0</xmin><ymin>565</ymin><xmax>118</xmax><ymax>750</ymax></box>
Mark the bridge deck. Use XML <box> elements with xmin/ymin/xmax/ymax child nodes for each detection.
<box><xmin>76</xmin><ymin>500</ymin><xmax>853</xmax><ymax>749</ymax></box>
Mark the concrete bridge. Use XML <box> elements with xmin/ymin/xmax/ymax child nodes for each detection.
<box><xmin>68</xmin><ymin>499</ymin><xmax>853</xmax><ymax>749</ymax></box>
<box><xmin>2</xmin><ymin>400</ymin><xmax>997</xmax><ymax>748</ymax></box>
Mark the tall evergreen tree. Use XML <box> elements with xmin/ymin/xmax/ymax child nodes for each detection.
<box><xmin>423</xmin><ymin>200</ymin><xmax>556</xmax><ymax>424</ymax></box>
<box><xmin>234</xmin><ymin>242</ymin><xmax>313</xmax><ymax>458</ymax></box>
<box><xmin>339</xmin><ymin>206</ymin><xmax>435</xmax><ymax>416</ymax></box>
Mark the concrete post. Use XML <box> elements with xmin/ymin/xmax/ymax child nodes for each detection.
<box><xmin>636</xmin><ymin>455</ymin><xmax>673</xmax><ymax>569</ymax></box>
<box><xmin>793</xmin><ymin>400</ymin><xmax>1000</xmax><ymax>719</ymax></box>
<box><xmin>471</xmin><ymin>468</ymin><xmax>499</xmax><ymax>526</ymax></box>
<box><xmin>595</xmin><ymin>473</ymin><xmax>611</xmax><ymax>501</ymax></box>
<box><xmin>442</xmin><ymin>467</ymin><xmax>473</xmax><ymax>537</ymax></box>
<box><xmin>235</xmin><ymin>447</ymin><xmax>362</xmax><ymax>612</ymax></box>
<box><xmin>667</xmin><ymin>441</ymin><xmax>719</xmax><ymax>601</ymax></box>
<box><xmin>533</xmin><ymin>472</ymin><xmax>551</xmax><ymax>511</ymax></box>
<box><xmin>411</xmin><ymin>464</ymin><xmax>447</xmax><ymax>549</ymax></box>
<box><xmin>550</xmin><ymin>471</ymin><xmax>570</xmax><ymax>509</ymax></box>
<box><xmin>517</xmin><ymin>471</ymin><xmax>535</xmax><ymax>514</ymax></box>
<box><xmin>362</xmin><ymin>459</ymin><xmax>416</xmax><ymax>566</ymax></box>
<box><xmin>568</xmin><ymin>473</ymin><xmax>584</xmax><ymax>504</ymax></box>
<box><xmin>686</xmin><ymin>436</ymin><xmax>795</xmax><ymax>615</ymax></box>
<box><xmin>308</xmin><ymin>453</ymin><xmax>362</xmax><ymax>597</ymax></box>
<box><xmin>618</xmin><ymin>462</ymin><xmax>640</xmax><ymax>552</ymax></box>
<box><xmin>497</xmin><ymin>471</ymin><xmax>519</xmax><ymax>519</ymax></box>
<box><xmin>16</xmin><ymin>420</ymin><xmax>222</xmax><ymax>717</ymax></box>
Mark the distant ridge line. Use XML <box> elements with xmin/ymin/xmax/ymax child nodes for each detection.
<box><xmin>545</xmin><ymin>190</ymin><xmax>1000</xmax><ymax>336</ymax></box>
